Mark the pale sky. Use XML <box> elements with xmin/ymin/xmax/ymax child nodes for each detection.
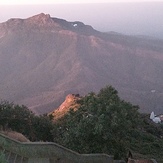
<box><xmin>0</xmin><ymin>0</ymin><xmax>163</xmax><ymax>38</ymax></box>
<box><xmin>0</xmin><ymin>0</ymin><xmax>162</xmax><ymax>5</ymax></box>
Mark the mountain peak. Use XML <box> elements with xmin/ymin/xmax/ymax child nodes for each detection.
<box><xmin>31</xmin><ymin>13</ymin><xmax>50</xmax><ymax>19</ymax></box>
<box><xmin>27</xmin><ymin>13</ymin><xmax>52</xmax><ymax>25</ymax></box>
<box><xmin>0</xmin><ymin>13</ymin><xmax>62</xmax><ymax>32</ymax></box>
<box><xmin>1</xmin><ymin>13</ymin><xmax>95</xmax><ymax>35</ymax></box>
<box><xmin>29</xmin><ymin>13</ymin><xmax>50</xmax><ymax>19</ymax></box>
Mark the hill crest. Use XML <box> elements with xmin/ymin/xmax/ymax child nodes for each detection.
<box><xmin>0</xmin><ymin>13</ymin><xmax>94</xmax><ymax>35</ymax></box>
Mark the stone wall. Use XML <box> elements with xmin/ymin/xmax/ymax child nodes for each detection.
<box><xmin>0</xmin><ymin>133</ymin><xmax>114</xmax><ymax>163</ymax></box>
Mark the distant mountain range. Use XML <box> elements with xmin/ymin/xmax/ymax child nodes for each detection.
<box><xmin>0</xmin><ymin>13</ymin><xmax>163</xmax><ymax>114</ymax></box>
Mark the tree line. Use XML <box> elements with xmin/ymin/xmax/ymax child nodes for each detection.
<box><xmin>0</xmin><ymin>85</ymin><xmax>163</xmax><ymax>160</ymax></box>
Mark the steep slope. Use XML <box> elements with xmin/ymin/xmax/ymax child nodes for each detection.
<box><xmin>0</xmin><ymin>13</ymin><xmax>163</xmax><ymax>114</ymax></box>
<box><xmin>49</xmin><ymin>94</ymin><xmax>81</xmax><ymax>121</ymax></box>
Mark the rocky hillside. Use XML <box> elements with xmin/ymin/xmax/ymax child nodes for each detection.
<box><xmin>50</xmin><ymin>94</ymin><xmax>81</xmax><ymax>121</ymax></box>
<box><xmin>0</xmin><ymin>13</ymin><xmax>163</xmax><ymax>114</ymax></box>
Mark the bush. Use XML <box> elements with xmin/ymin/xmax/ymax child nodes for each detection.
<box><xmin>0</xmin><ymin>151</ymin><xmax>7</xmax><ymax>163</ymax></box>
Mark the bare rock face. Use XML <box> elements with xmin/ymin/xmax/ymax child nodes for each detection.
<box><xmin>50</xmin><ymin>94</ymin><xmax>81</xmax><ymax>120</ymax></box>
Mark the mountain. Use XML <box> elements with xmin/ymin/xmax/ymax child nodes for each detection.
<box><xmin>0</xmin><ymin>13</ymin><xmax>163</xmax><ymax>114</ymax></box>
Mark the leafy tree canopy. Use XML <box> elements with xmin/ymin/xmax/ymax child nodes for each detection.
<box><xmin>52</xmin><ymin>86</ymin><xmax>140</xmax><ymax>159</ymax></box>
<box><xmin>0</xmin><ymin>101</ymin><xmax>54</xmax><ymax>142</ymax></box>
<box><xmin>0</xmin><ymin>86</ymin><xmax>163</xmax><ymax>161</ymax></box>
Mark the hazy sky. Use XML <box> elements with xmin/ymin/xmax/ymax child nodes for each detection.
<box><xmin>0</xmin><ymin>0</ymin><xmax>162</xmax><ymax>5</ymax></box>
<box><xmin>1</xmin><ymin>0</ymin><xmax>163</xmax><ymax>38</ymax></box>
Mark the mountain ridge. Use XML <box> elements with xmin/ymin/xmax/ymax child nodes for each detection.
<box><xmin>0</xmin><ymin>13</ymin><xmax>163</xmax><ymax>114</ymax></box>
<box><xmin>0</xmin><ymin>13</ymin><xmax>95</xmax><ymax>37</ymax></box>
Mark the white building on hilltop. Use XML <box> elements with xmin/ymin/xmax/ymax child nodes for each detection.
<box><xmin>150</xmin><ymin>112</ymin><xmax>161</xmax><ymax>123</ymax></box>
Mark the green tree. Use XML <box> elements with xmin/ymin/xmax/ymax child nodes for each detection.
<box><xmin>0</xmin><ymin>101</ymin><xmax>35</xmax><ymax>135</ymax></box>
<box><xmin>0</xmin><ymin>152</ymin><xmax>7</xmax><ymax>163</ymax></box>
<box><xmin>32</xmin><ymin>115</ymin><xmax>54</xmax><ymax>141</ymax></box>
<box><xmin>0</xmin><ymin>101</ymin><xmax>54</xmax><ymax>142</ymax></box>
<box><xmin>52</xmin><ymin>86</ymin><xmax>140</xmax><ymax>159</ymax></box>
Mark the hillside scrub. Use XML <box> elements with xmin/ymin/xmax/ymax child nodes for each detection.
<box><xmin>0</xmin><ymin>151</ymin><xmax>7</xmax><ymax>163</ymax></box>
<box><xmin>52</xmin><ymin>86</ymin><xmax>163</xmax><ymax>160</ymax></box>
<box><xmin>0</xmin><ymin>86</ymin><xmax>163</xmax><ymax>161</ymax></box>
<box><xmin>0</xmin><ymin>101</ymin><xmax>54</xmax><ymax>142</ymax></box>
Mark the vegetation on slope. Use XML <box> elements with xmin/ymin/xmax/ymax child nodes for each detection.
<box><xmin>52</xmin><ymin>86</ymin><xmax>163</xmax><ymax>161</ymax></box>
<box><xmin>0</xmin><ymin>101</ymin><xmax>54</xmax><ymax>142</ymax></box>
<box><xmin>0</xmin><ymin>151</ymin><xmax>7</xmax><ymax>163</ymax></box>
<box><xmin>0</xmin><ymin>85</ymin><xmax>163</xmax><ymax>161</ymax></box>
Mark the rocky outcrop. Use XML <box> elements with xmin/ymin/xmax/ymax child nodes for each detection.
<box><xmin>50</xmin><ymin>94</ymin><xmax>81</xmax><ymax>120</ymax></box>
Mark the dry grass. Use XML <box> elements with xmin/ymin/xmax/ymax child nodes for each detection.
<box><xmin>0</xmin><ymin>130</ymin><xmax>30</xmax><ymax>142</ymax></box>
